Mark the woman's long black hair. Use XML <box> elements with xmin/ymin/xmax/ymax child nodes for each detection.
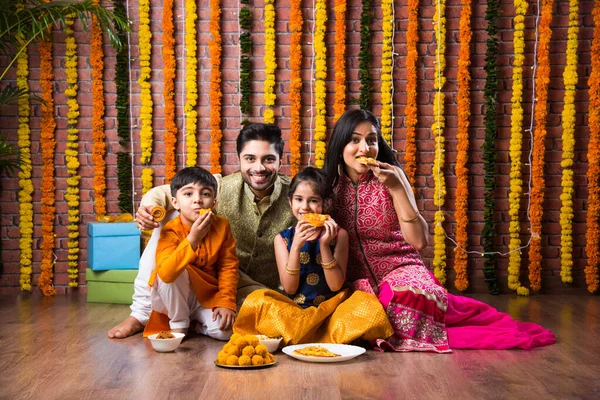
<box><xmin>322</xmin><ymin>109</ymin><xmax>400</xmax><ymax>188</ymax></box>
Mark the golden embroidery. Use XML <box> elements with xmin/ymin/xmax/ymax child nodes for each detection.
<box><xmin>316</xmin><ymin>254</ymin><xmax>322</xmax><ymax>264</ymax></box>
<box><xmin>299</xmin><ymin>251</ymin><xmax>310</xmax><ymax>265</ymax></box>
<box><xmin>306</xmin><ymin>273</ymin><xmax>320</xmax><ymax>285</ymax></box>
<box><xmin>294</xmin><ymin>293</ymin><xmax>306</xmax><ymax>305</ymax></box>
<box><xmin>314</xmin><ymin>295</ymin><xmax>325</xmax><ymax>305</ymax></box>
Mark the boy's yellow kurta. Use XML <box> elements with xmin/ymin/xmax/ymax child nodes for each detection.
<box><xmin>144</xmin><ymin>215</ymin><xmax>239</xmax><ymax>336</ymax></box>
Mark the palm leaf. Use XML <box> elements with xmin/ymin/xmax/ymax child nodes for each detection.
<box><xmin>0</xmin><ymin>135</ymin><xmax>21</xmax><ymax>176</ymax></box>
<box><xmin>0</xmin><ymin>85</ymin><xmax>27</xmax><ymax>106</ymax></box>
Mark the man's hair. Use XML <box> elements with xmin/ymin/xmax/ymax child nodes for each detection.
<box><xmin>288</xmin><ymin>167</ymin><xmax>334</xmax><ymax>203</ymax></box>
<box><xmin>236</xmin><ymin>123</ymin><xmax>284</xmax><ymax>158</ymax></box>
<box><xmin>170</xmin><ymin>167</ymin><xmax>218</xmax><ymax>197</ymax></box>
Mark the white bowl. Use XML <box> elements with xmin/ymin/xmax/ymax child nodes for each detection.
<box><xmin>257</xmin><ymin>335</ymin><xmax>283</xmax><ymax>353</ymax></box>
<box><xmin>148</xmin><ymin>332</ymin><xmax>185</xmax><ymax>352</ymax></box>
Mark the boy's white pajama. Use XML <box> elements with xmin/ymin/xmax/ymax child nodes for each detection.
<box><xmin>151</xmin><ymin>269</ymin><xmax>232</xmax><ymax>341</ymax></box>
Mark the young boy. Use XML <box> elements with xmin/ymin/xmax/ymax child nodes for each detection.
<box><xmin>147</xmin><ymin>167</ymin><xmax>239</xmax><ymax>340</ymax></box>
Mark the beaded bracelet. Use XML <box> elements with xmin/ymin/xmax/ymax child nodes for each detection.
<box><xmin>285</xmin><ymin>265</ymin><xmax>301</xmax><ymax>275</ymax></box>
<box><xmin>321</xmin><ymin>258</ymin><xmax>337</xmax><ymax>269</ymax></box>
<box><xmin>401</xmin><ymin>211</ymin><xmax>420</xmax><ymax>223</ymax></box>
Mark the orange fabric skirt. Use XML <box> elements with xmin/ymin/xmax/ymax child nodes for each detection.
<box><xmin>233</xmin><ymin>288</ymin><xmax>393</xmax><ymax>345</ymax></box>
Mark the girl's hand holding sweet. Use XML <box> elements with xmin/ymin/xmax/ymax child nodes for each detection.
<box><xmin>319</xmin><ymin>217</ymin><xmax>339</xmax><ymax>246</ymax></box>
<box><xmin>293</xmin><ymin>220</ymin><xmax>320</xmax><ymax>248</ymax></box>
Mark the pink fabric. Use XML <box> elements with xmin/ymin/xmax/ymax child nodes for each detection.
<box><xmin>333</xmin><ymin>171</ymin><xmax>555</xmax><ymax>352</ymax></box>
<box><xmin>446</xmin><ymin>294</ymin><xmax>556</xmax><ymax>350</ymax></box>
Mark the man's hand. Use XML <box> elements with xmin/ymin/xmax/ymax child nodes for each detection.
<box><xmin>136</xmin><ymin>205</ymin><xmax>160</xmax><ymax>230</ymax></box>
<box><xmin>213</xmin><ymin>307</ymin><xmax>236</xmax><ymax>330</ymax></box>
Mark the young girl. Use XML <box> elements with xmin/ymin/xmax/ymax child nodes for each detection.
<box><xmin>322</xmin><ymin>109</ymin><xmax>555</xmax><ymax>352</ymax></box>
<box><xmin>233</xmin><ymin>167</ymin><xmax>393</xmax><ymax>345</ymax></box>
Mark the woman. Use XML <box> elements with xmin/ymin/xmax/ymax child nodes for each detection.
<box><xmin>322</xmin><ymin>109</ymin><xmax>555</xmax><ymax>352</ymax></box>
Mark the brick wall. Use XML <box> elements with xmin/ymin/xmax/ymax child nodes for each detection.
<box><xmin>0</xmin><ymin>0</ymin><xmax>595</xmax><ymax>294</ymax></box>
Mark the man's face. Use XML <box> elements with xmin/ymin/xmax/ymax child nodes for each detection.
<box><xmin>239</xmin><ymin>140</ymin><xmax>281</xmax><ymax>198</ymax></box>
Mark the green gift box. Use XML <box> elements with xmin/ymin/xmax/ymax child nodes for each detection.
<box><xmin>86</xmin><ymin>268</ymin><xmax>138</xmax><ymax>304</ymax></box>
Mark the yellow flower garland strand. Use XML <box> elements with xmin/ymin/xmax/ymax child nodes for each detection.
<box><xmin>139</xmin><ymin>0</ymin><xmax>153</xmax><ymax>193</ymax></box>
<box><xmin>184</xmin><ymin>0</ymin><xmax>198</xmax><ymax>167</ymax></box>
<box><xmin>508</xmin><ymin>0</ymin><xmax>529</xmax><ymax>295</ymax></box>
<box><xmin>314</xmin><ymin>0</ymin><xmax>327</xmax><ymax>168</ymax></box>
<box><xmin>380</xmin><ymin>0</ymin><xmax>393</xmax><ymax>145</ymax></box>
<box><xmin>432</xmin><ymin>0</ymin><xmax>447</xmax><ymax>284</ymax></box>
<box><xmin>263</xmin><ymin>0</ymin><xmax>276</xmax><ymax>123</ymax></box>
<box><xmin>64</xmin><ymin>16</ymin><xmax>81</xmax><ymax>287</ymax></box>
<box><xmin>16</xmin><ymin>8</ymin><xmax>33</xmax><ymax>291</ymax></box>
<box><xmin>559</xmin><ymin>0</ymin><xmax>579</xmax><ymax>284</ymax></box>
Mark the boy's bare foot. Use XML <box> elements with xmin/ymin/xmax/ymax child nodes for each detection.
<box><xmin>108</xmin><ymin>316</ymin><xmax>144</xmax><ymax>339</ymax></box>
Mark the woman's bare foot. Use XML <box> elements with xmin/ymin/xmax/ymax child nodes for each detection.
<box><xmin>108</xmin><ymin>316</ymin><xmax>144</xmax><ymax>339</ymax></box>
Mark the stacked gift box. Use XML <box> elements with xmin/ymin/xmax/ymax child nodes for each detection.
<box><xmin>86</xmin><ymin>222</ymin><xmax>141</xmax><ymax>304</ymax></box>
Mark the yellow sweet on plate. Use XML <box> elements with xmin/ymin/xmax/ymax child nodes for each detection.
<box><xmin>293</xmin><ymin>345</ymin><xmax>341</xmax><ymax>358</ymax></box>
<box><xmin>215</xmin><ymin>334</ymin><xmax>276</xmax><ymax>367</ymax></box>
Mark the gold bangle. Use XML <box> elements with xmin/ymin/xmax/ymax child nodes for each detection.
<box><xmin>285</xmin><ymin>265</ymin><xmax>301</xmax><ymax>275</ymax></box>
<box><xmin>401</xmin><ymin>211</ymin><xmax>420</xmax><ymax>223</ymax></box>
<box><xmin>321</xmin><ymin>258</ymin><xmax>337</xmax><ymax>269</ymax></box>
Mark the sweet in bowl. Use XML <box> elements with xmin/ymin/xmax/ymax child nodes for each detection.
<box><xmin>148</xmin><ymin>332</ymin><xmax>185</xmax><ymax>352</ymax></box>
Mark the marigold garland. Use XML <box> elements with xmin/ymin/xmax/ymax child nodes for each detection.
<box><xmin>16</xmin><ymin>8</ymin><xmax>33</xmax><ymax>291</ymax></box>
<box><xmin>209</xmin><ymin>0</ymin><xmax>223</xmax><ymax>174</ymax></box>
<box><xmin>184</xmin><ymin>0</ymin><xmax>198</xmax><ymax>167</ymax></box>
<box><xmin>482</xmin><ymin>0</ymin><xmax>500</xmax><ymax>294</ymax></box>
<box><xmin>380</xmin><ymin>0</ymin><xmax>393</xmax><ymax>145</ymax></box>
<box><xmin>432</xmin><ymin>0</ymin><xmax>447</xmax><ymax>285</ymax></box>
<box><xmin>333</xmin><ymin>0</ymin><xmax>346</xmax><ymax>122</ymax></box>
<box><xmin>64</xmin><ymin>16</ymin><xmax>81</xmax><ymax>287</ymax></box>
<box><xmin>114</xmin><ymin>0</ymin><xmax>133</xmax><ymax>213</ymax></box>
<box><xmin>528</xmin><ymin>0</ymin><xmax>553</xmax><ymax>293</ymax></box>
<box><xmin>585</xmin><ymin>0</ymin><xmax>600</xmax><ymax>294</ymax></box>
<box><xmin>38</xmin><ymin>31</ymin><xmax>56</xmax><ymax>296</ymax></box>
<box><xmin>289</xmin><ymin>0</ymin><xmax>303</xmax><ymax>177</ymax></box>
<box><xmin>453</xmin><ymin>0</ymin><xmax>471</xmax><ymax>292</ymax></box>
<box><xmin>358</xmin><ymin>0</ymin><xmax>372</xmax><ymax>110</ymax></box>
<box><xmin>91</xmin><ymin>6</ymin><xmax>106</xmax><ymax>216</ymax></box>
<box><xmin>559</xmin><ymin>0</ymin><xmax>579</xmax><ymax>285</ymax></box>
<box><xmin>163</xmin><ymin>0</ymin><xmax>177</xmax><ymax>183</ymax></box>
<box><xmin>314</xmin><ymin>0</ymin><xmax>328</xmax><ymax>169</ymax></box>
<box><xmin>263</xmin><ymin>0</ymin><xmax>276</xmax><ymax>123</ymax></box>
<box><xmin>403</xmin><ymin>0</ymin><xmax>418</xmax><ymax>190</ymax></box>
<box><xmin>138</xmin><ymin>0</ymin><xmax>153</xmax><ymax>192</ymax></box>
<box><xmin>508</xmin><ymin>0</ymin><xmax>529</xmax><ymax>296</ymax></box>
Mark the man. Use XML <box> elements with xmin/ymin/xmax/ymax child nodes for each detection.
<box><xmin>108</xmin><ymin>124</ymin><xmax>295</xmax><ymax>338</ymax></box>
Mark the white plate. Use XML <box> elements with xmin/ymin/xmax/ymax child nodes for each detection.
<box><xmin>282</xmin><ymin>344</ymin><xmax>366</xmax><ymax>363</ymax></box>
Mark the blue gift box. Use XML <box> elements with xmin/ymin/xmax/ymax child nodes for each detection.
<box><xmin>87</xmin><ymin>222</ymin><xmax>141</xmax><ymax>270</ymax></box>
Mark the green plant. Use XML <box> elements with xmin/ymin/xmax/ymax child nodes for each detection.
<box><xmin>0</xmin><ymin>0</ymin><xmax>130</xmax><ymax>106</ymax></box>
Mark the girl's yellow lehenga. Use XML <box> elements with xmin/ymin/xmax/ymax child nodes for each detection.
<box><xmin>234</xmin><ymin>288</ymin><xmax>393</xmax><ymax>346</ymax></box>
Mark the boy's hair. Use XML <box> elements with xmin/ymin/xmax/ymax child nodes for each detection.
<box><xmin>236</xmin><ymin>123</ymin><xmax>284</xmax><ymax>158</ymax></box>
<box><xmin>288</xmin><ymin>167</ymin><xmax>334</xmax><ymax>204</ymax></box>
<box><xmin>322</xmin><ymin>109</ymin><xmax>400</xmax><ymax>188</ymax></box>
<box><xmin>170</xmin><ymin>167</ymin><xmax>218</xmax><ymax>197</ymax></box>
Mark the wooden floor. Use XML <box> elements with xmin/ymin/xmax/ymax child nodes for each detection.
<box><xmin>1</xmin><ymin>294</ymin><xmax>599</xmax><ymax>400</ymax></box>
